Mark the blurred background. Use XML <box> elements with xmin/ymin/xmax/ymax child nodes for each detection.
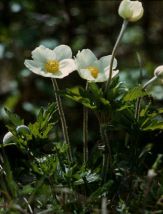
<box><xmin>0</xmin><ymin>0</ymin><xmax>163</xmax><ymax>144</ymax></box>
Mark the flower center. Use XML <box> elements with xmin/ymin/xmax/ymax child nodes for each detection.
<box><xmin>87</xmin><ymin>66</ymin><xmax>99</xmax><ymax>78</ymax></box>
<box><xmin>45</xmin><ymin>60</ymin><xmax>59</xmax><ymax>73</ymax></box>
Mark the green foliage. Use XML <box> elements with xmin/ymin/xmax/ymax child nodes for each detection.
<box><xmin>4</xmin><ymin>107</ymin><xmax>24</xmax><ymax>129</ymax></box>
<box><xmin>123</xmin><ymin>86</ymin><xmax>148</xmax><ymax>102</ymax></box>
<box><xmin>28</xmin><ymin>103</ymin><xmax>57</xmax><ymax>139</ymax></box>
<box><xmin>1</xmin><ymin>90</ymin><xmax>162</xmax><ymax>213</ymax></box>
<box><xmin>1</xmin><ymin>78</ymin><xmax>163</xmax><ymax>213</ymax></box>
<box><xmin>62</xmin><ymin>83</ymin><xmax>110</xmax><ymax>111</ymax></box>
<box><xmin>0</xmin><ymin>1</ymin><xmax>163</xmax><ymax>212</ymax></box>
<box><xmin>1</xmin><ymin>103</ymin><xmax>58</xmax><ymax>155</ymax></box>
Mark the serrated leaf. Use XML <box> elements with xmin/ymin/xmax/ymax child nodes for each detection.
<box><xmin>74</xmin><ymin>171</ymin><xmax>99</xmax><ymax>185</ymax></box>
<box><xmin>142</xmin><ymin>121</ymin><xmax>163</xmax><ymax>131</ymax></box>
<box><xmin>29</xmin><ymin>103</ymin><xmax>57</xmax><ymax>139</ymax></box>
<box><xmin>4</xmin><ymin>108</ymin><xmax>24</xmax><ymax>126</ymax></box>
<box><xmin>123</xmin><ymin>86</ymin><xmax>147</xmax><ymax>102</ymax></box>
<box><xmin>88</xmin><ymin>180</ymin><xmax>113</xmax><ymax>201</ymax></box>
<box><xmin>89</xmin><ymin>82</ymin><xmax>103</xmax><ymax>98</ymax></box>
<box><xmin>63</xmin><ymin>87</ymin><xmax>97</xmax><ymax>109</ymax></box>
<box><xmin>62</xmin><ymin>86</ymin><xmax>110</xmax><ymax>110</ymax></box>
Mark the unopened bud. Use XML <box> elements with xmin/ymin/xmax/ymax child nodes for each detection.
<box><xmin>2</xmin><ymin>132</ymin><xmax>16</xmax><ymax>144</ymax></box>
<box><xmin>147</xmin><ymin>169</ymin><xmax>157</xmax><ymax>179</ymax></box>
<box><xmin>154</xmin><ymin>65</ymin><xmax>163</xmax><ymax>79</ymax></box>
<box><xmin>16</xmin><ymin>125</ymin><xmax>30</xmax><ymax>135</ymax></box>
<box><xmin>118</xmin><ymin>0</ymin><xmax>144</xmax><ymax>22</ymax></box>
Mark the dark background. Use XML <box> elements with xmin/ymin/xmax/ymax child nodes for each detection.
<box><xmin>0</xmin><ymin>0</ymin><xmax>163</xmax><ymax>143</ymax></box>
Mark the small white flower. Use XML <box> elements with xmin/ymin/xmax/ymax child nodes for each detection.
<box><xmin>24</xmin><ymin>45</ymin><xmax>76</xmax><ymax>78</ymax></box>
<box><xmin>154</xmin><ymin>65</ymin><xmax>163</xmax><ymax>79</ymax></box>
<box><xmin>118</xmin><ymin>0</ymin><xmax>144</xmax><ymax>22</ymax></box>
<box><xmin>75</xmin><ymin>49</ymin><xmax>119</xmax><ymax>82</ymax></box>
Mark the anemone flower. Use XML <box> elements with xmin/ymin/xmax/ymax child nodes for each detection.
<box><xmin>75</xmin><ymin>49</ymin><xmax>118</xmax><ymax>82</ymax></box>
<box><xmin>24</xmin><ymin>45</ymin><xmax>76</xmax><ymax>78</ymax></box>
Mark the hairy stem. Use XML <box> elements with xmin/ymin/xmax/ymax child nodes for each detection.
<box><xmin>101</xmin><ymin>193</ymin><xmax>108</xmax><ymax>214</ymax></box>
<box><xmin>100</xmin><ymin>124</ymin><xmax>112</xmax><ymax>183</ymax></box>
<box><xmin>51</xmin><ymin>78</ymin><xmax>73</xmax><ymax>163</ymax></box>
<box><xmin>100</xmin><ymin>124</ymin><xmax>111</xmax><ymax>214</ymax></box>
<box><xmin>83</xmin><ymin>82</ymin><xmax>89</xmax><ymax>164</ymax></box>
<box><xmin>135</xmin><ymin>96</ymin><xmax>142</xmax><ymax>120</ymax></box>
<box><xmin>143</xmin><ymin>76</ymin><xmax>157</xmax><ymax>90</ymax></box>
<box><xmin>105</xmin><ymin>20</ymin><xmax>128</xmax><ymax>94</ymax></box>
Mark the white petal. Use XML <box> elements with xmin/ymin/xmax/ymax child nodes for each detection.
<box><xmin>24</xmin><ymin>59</ymin><xmax>58</xmax><ymax>78</ymax></box>
<box><xmin>54</xmin><ymin>45</ymin><xmax>72</xmax><ymax>60</ymax></box>
<box><xmin>78</xmin><ymin>69</ymin><xmax>95</xmax><ymax>81</ymax></box>
<box><xmin>112</xmin><ymin>69</ymin><xmax>119</xmax><ymax>78</ymax></box>
<box><xmin>32</xmin><ymin>45</ymin><xmax>56</xmax><ymax>64</ymax></box>
<box><xmin>25</xmin><ymin>60</ymin><xmax>42</xmax><ymax>74</ymax></box>
<box><xmin>104</xmin><ymin>66</ymin><xmax>119</xmax><ymax>79</ymax></box>
<box><xmin>75</xmin><ymin>49</ymin><xmax>97</xmax><ymax>69</ymax></box>
<box><xmin>95</xmin><ymin>73</ymin><xmax>108</xmax><ymax>82</ymax></box>
<box><xmin>99</xmin><ymin>55</ymin><xmax>117</xmax><ymax>71</ymax></box>
<box><xmin>118</xmin><ymin>0</ymin><xmax>133</xmax><ymax>19</ymax></box>
<box><xmin>118</xmin><ymin>0</ymin><xmax>143</xmax><ymax>22</ymax></box>
<box><xmin>59</xmin><ymin>59</ymin><xmax>76</xmax><ymax>77</ymax></box>
<box><xmin>130</xmin><ymin>1</ymin><xmax>144</xmax><ymax>22</ymax></box>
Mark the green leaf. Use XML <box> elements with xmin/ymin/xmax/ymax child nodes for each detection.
<box><xmin>1</xmin><ymin>154</ymin><xmax>18</xmax><ymax>198</ymax></box>
<box><xmin>74</xmin><ymin>170</ymin><xmax>100</xmax><ymax>185</ymax></box>
<box><xmin>4</xmin><ymin>108</ymin><xmax>24</xmax><ymax>126</ymax></box>
<box><xmin>62</xmin><ymin>85</ymin><xmax>110</xmax><ymax>110</ymax></box>
<box><xmin>138</xmin><ymin>144</ymin><xmax>153</xmax><ymax>159</ymax></box>
<box><xmin>32</xmin><ymin>154</ymin><xmax>58</xmax><ymax>176</ymax></box>
<box><xmin>88</xmin><ymin>82</ymin><xmax>103</xmax><ymax>98</ymax></box>
<box><xmin>142</xmin><ymin>121</ymin><xmax>163</xmax><ymax>131</ymax></box>
<box><xmin>28</xmin><ymin>103</ymin><xmax>57</xmax><ymax>139</ymax></box>
<box><xmin>88</xmin><ymin>180</ymin><xmax>113</xmax><ymax>201</ymax></box>
<box><xmin>20</xmin><ymin>184</ymin><xmax>34</xmax><ymax>195</ymax></box>
<box><xmin>63</xmin><ymin>86</ymin><xmax>97</xmax><ymax>109</ymax></box>
<box><xmin>123</xmin><ymin>86</ymin><xmax>147</xmax><ymax>102</ymax></box>
<box><xmin>114</xmin><ymin>107</ymin><xmax>140</xmax><ymax>134</ymax></box>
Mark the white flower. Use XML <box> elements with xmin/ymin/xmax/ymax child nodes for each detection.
<box><xmin>24</xmin><ymin>45</ymin><xmax>76</xmax><ymax>78</ymax></box>
<box><xmin>75</xmin><ymin>49</ymin><xmax>119</xmax><ymax>82</ymax></box>
<box><xmin>154</xmin><ymin>65</ymin><xmax>163</xmax><ymax>79</ymax></box>
<box><xmin>118</xmin><ymin>0</ymin><xmax>144</xmax><ymax>22</ymax></box>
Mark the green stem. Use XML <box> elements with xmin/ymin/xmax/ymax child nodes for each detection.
<box><xmin>135</xmin><ymin>76</ymin><xmax>157</xmax><ymax>120</ymax></box>
<box><xmin>135</xmin><ymin>96</ymin><xmax>142</xmax><ymax>120</ymax></box>
<box><xmin>105</xmin><ymin>20</ymin><xmax>128</xmax><ymax>94</ymax></box>
<box><xmin>83</xmin><ymin>82</ymin><xmax>89</xmax><ymax>164</ymax></box>
<box><xmin>100</xmin><ymin>124</ymin><xmax>112</xmax><ymax>183</ymax></box>
<box><xmin>51</xmin><ymin>78</ymin><xmax>73</xmax><ymax>163</ymax></box>
<box><xmin>100</xmin><ymin>123</ymin><xmax>111</xmax><ymax>214</ymax></box>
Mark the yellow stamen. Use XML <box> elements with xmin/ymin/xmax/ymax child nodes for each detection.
<box><xmin>45</xmin><ymin>60</ymin><xmax>59</xmax><ymax>73</ymax></box>
<box><xmin>87</xmin><ymin>66</ymin><xmax>99</xmax><ymax>78</ymax></box>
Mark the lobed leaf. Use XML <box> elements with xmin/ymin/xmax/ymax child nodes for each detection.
<box><xmin>123</xmin><ymin>86</ymin><xmax>147</xmax><ymax>102</ymax></box>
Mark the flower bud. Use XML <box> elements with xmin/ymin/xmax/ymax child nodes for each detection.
<box><xmin>154</xmin><ymin>65</ymin><xmax>163</xmax><ymax>79</ymax></box>
<box><xmin>16</xmin><ymin>125</ymin><xmax>30</xmax><ymax>135</ymax></box>
<box><xmin>118</xmin><ymin>0</ymin><xmax>144</xmax><ymax>22</ymax></box>
<box><xmin>3</xmin><ymin>132</ymin><xmax>16</xmax><ymax>144</ymax></box>
<box><xmin>147</xmin><ymin>169</ymin><xmax>157</xmax><ymax>179</ymax></box>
